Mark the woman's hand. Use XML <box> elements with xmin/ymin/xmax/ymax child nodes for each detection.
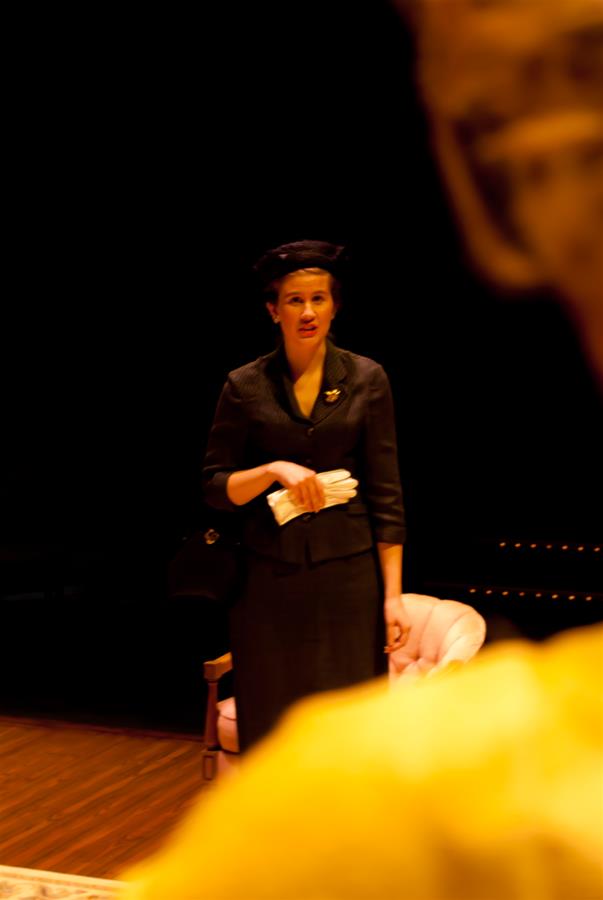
<box><xmin>268</xmin><ymin>461</ymin><xmax>326</xmax><ymax>513</ymax></box>
<box><xmin>384</xmin><ymin>595</ymin><xmax>410</xmax><ymax>653</ymax></box>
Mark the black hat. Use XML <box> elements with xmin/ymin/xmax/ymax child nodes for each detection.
<box><xmin>253</xmin><ymin>240</ymin><xmax>347</xmax><ymax>289</ymax></box>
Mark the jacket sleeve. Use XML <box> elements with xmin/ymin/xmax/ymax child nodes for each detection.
<box><xmin>361</xmin><ymin>364</ymin><xmax>406</xmax><ymax>544</ymax></box>
<box><xmin>202</xmin><ymin>377</ymin><xmax>248</xmax><ymax>511</ymax></box>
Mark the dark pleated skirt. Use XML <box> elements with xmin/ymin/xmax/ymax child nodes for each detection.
<box><xmin>229</xmin><ymin>548</ymin><xmax>386</xmax><ymax>752</ymax></box>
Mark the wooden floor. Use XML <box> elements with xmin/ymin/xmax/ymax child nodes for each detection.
<box><xmin>0</xmin><ymin>715</ymin><xmax>208</xmax><ymax>879</ymax></box>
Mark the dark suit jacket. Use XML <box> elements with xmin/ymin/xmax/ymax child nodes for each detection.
<box><xmin>202</xmin><ymin>340</ymin><xmax>405</xmax><ymax>565</ymax></box>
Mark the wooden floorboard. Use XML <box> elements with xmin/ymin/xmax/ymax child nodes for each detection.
<box><xmin>0</xmin><ymin>715</ymin><xmax>208</xmax><ymax>879</ymax></box>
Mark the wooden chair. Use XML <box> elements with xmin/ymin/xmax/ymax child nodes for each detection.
<box><xmin>202</xmin><ymin>652</ymin><xmax>239</xmax><ymax>782</ymax></box>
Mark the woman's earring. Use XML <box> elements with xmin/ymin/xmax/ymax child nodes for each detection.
<box><xmin>272</xmin><ymin>315</ymin><xmax>280</xmax><ymax>324</ymax></box>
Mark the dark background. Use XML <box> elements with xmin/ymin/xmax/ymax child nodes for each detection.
<box><xmin>2</xmin><ymin>2</ymin><xmax>601</xmax><ymax>730</ymax></box>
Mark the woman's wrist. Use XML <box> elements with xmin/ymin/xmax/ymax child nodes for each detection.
<box><xmin>264</xmin><ymin>461</ymin><xmax>281</xmax><ymax>482</ymax></box>
<box><xmin>227</xmin><ymin>464</ymin><xmax>279</xmax><ymax>505</ymax></box>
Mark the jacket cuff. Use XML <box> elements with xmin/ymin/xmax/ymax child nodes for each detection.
<box><xmin>374</xmin><ymin>525</ymin><xmax>406</xmax><ymax>545</ymax></box>
<box><xmin>204</xmin><ymin>471</ymin><xmax>239</xmax><ymax>512</ymax></box>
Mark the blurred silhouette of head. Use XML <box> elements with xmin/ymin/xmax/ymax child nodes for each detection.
<box><xmin>398</xmin><ymin>0</ymin><xmax>603</xmax><ymax>387</ymax></box>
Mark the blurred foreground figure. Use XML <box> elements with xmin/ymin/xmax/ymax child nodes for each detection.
<box><xmin>119</xmin><ymin>3</ymin><xmax>603</xmax><ymax>898</ymax></box>
<box><xmin>121</xmin><ymin>625</ymin><xmax>602</xmax><ymax>899</ymax></box>
<box><xmin>401</xmin><ymin>0</ymin><xmax>603</xmax><ymax>386</ymax></box>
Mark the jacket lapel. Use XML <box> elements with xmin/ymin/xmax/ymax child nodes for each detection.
<box><xmin>312</xmin><ymin>340</ymin><xmax>349</xmax><ymax>425</ymax></box>
<box><xmin>263</xmin><ymin>340</ymin><xmax>349</xmax><ymax>424</ymax></box>
<box><xmin>264</xmin><ymin>344</ymin><xmax>307</xmax><ymax>422</ymax></box>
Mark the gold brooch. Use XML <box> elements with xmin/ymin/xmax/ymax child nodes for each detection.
<box><xmin>324</xmin><ymin>388</ymin><xmax>341</xmax><ymax>404</ymax></box>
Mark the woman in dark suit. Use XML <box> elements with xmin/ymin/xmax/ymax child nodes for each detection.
<box><xmin>202</xmin><ymin>240</ymin><xmax>408</xmax><ymax>750</ymax></box>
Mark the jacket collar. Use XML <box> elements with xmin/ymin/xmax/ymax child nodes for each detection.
<box><xmin>265</xmin><ymin>338</ymin><xmax>349</xmax><ymax>424</ymax></box>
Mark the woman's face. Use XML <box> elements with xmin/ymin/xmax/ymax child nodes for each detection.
<box><xmin>267</xmin><ymin>269</ymin><xmax>336</xmax><ymax>350</ymax></box>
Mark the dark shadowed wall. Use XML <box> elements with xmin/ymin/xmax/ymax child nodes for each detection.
<box><xmin>3</xmin><ymin>2</ymin><xmax>601</xmax><ymax>727</ymax></box>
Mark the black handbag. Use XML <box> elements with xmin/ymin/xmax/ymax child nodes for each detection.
<box><xmin>168</xmin><ymin>507</ymin><xmax>243</xmax><ymax>603</ymax></box>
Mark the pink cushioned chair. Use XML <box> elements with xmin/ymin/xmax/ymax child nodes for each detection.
<box><xmin>201</xmin><ymin>593</ymin><xmax>486</xmax><ymax>782</ymax></box>
<box><xmin>387</xmin><ymin>593</ymin><xmax>487</xmax><ymax>682</ymax></box>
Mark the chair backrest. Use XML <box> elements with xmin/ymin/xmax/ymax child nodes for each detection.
<box><xmin>388</xmin><ymin>593</ymin><xmax>487</xmax><ymax>681</ymax></box>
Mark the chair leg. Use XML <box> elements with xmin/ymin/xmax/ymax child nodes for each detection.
<box><xmin>204</xmin><ymin>679</ymin><xmax>220</xmax><ymax>749</ymax></box>
<box><xmin>201</xmin><ymin>748</ymin><xmax>220</xmax><ymax>784</ymax></box>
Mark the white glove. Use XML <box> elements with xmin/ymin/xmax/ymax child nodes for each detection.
<box><xmin>267</xmin><ymin>469</ymin><xmax>359</xmax><ymax>526</ymax></box>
